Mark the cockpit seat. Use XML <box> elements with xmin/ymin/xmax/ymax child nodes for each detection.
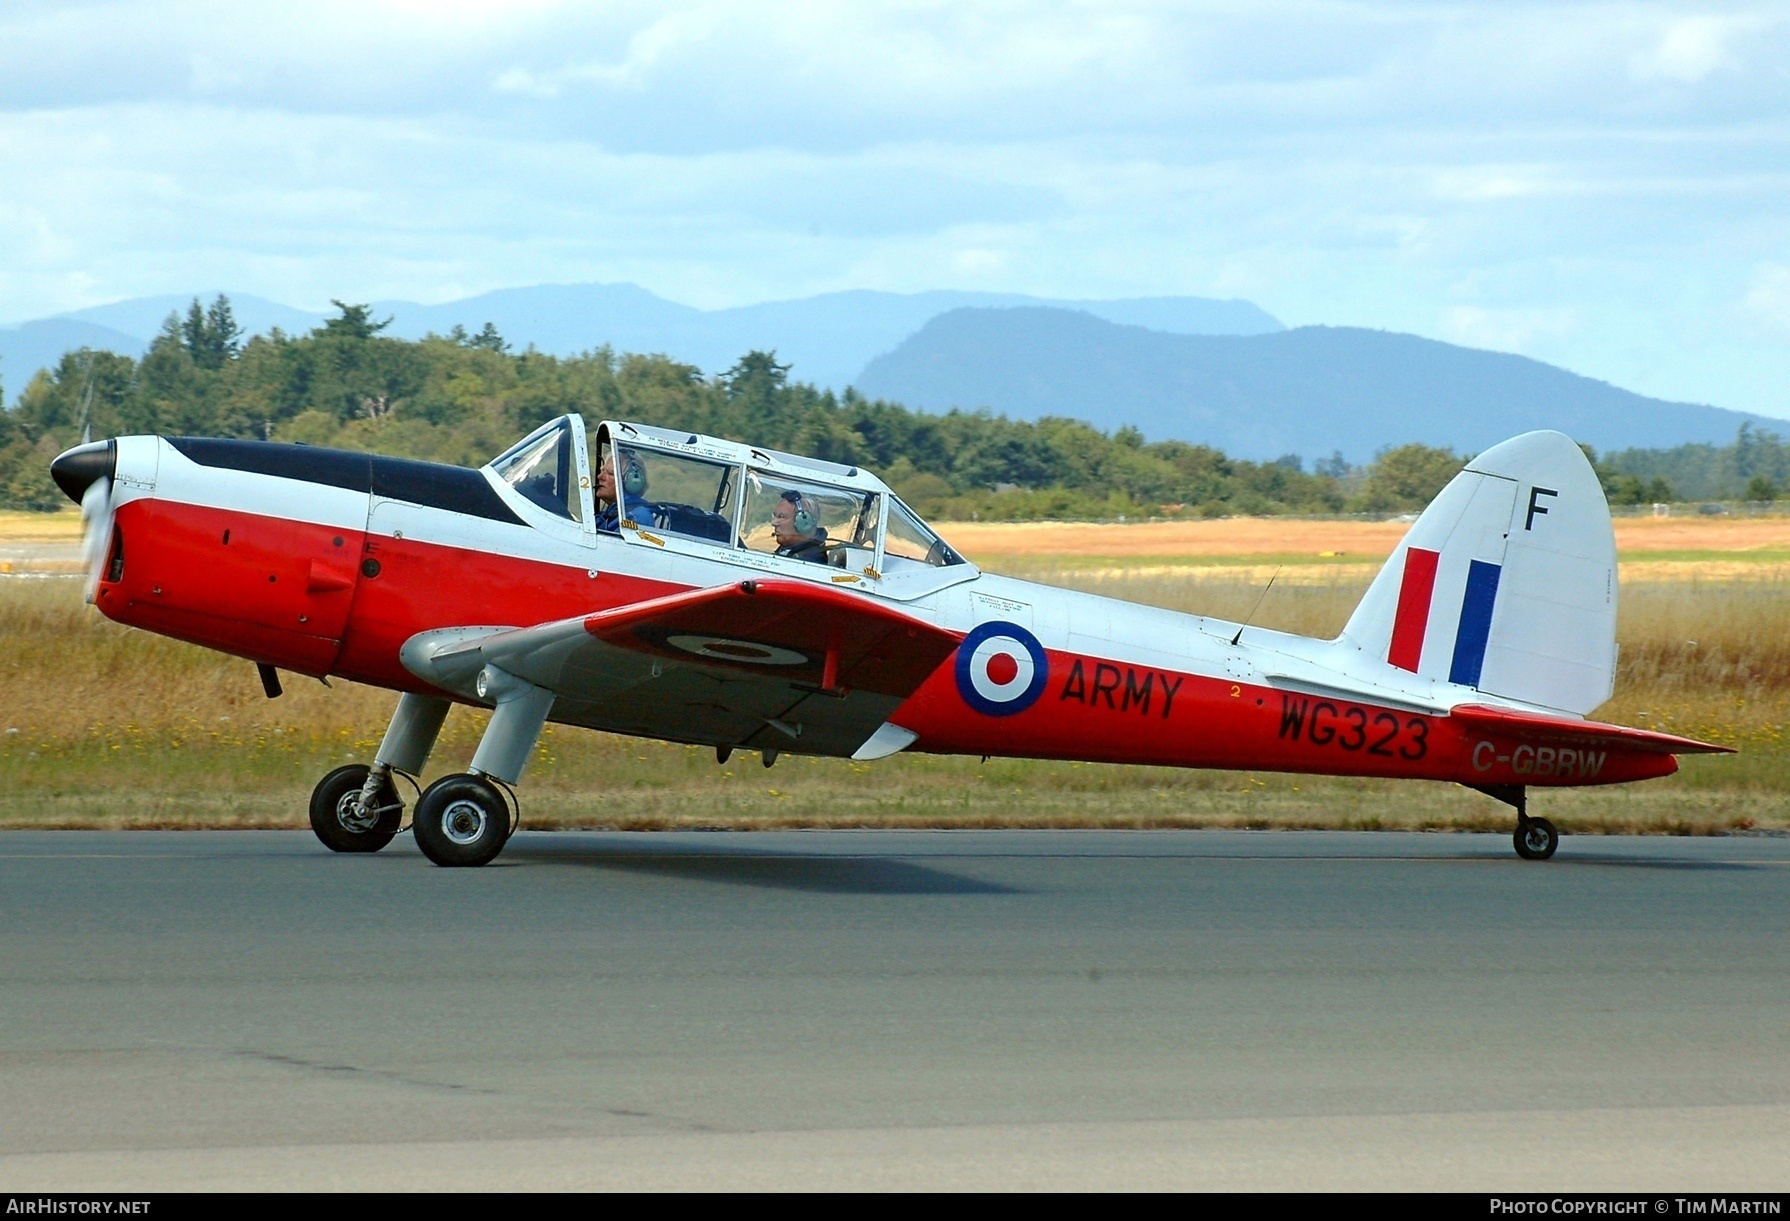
<box><xmin>650</xmin><ymin>503</ymin><xmax>732</xmax><ymax>543</ymax></box>
<box><xmin>519</xmin><ymin>472</ymin><xmax>570</xmax><ymax>517</ymax></box>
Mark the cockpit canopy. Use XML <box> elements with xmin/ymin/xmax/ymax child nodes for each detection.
<box><xmin>485</xmin><ymin>416</ymin><xmax>966</xmax><ymax>577</ymax></box>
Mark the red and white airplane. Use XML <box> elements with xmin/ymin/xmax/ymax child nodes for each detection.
<box><xmin>51</xmin><ymin>415</ymin><xmax>1726</xmax><ymax>866</ymax></box>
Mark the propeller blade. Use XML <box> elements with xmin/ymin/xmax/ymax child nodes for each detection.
<box><xmin>80</xmin><ymin>476</ymin><xmax>114</xmax><ymax>604</ymax></box>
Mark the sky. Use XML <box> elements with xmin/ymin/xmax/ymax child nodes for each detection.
<box><xmin>1</xmin><ymin>0</ymin><xmax>1786</xmax><ymax>418</ymax></box>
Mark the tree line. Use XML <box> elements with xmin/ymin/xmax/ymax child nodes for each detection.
<box><xmin>6</xmin><ymin>295</ymin><xmax>1770</xmax><ymax>518</ymax></box>
<box><xmin>1600</xmin><ymin>425</ymin><xmax>1788</xmax><ymax>504</ymax></box>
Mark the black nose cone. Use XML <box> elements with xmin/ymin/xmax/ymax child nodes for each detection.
<box><xmin>50</xmin><ymin>440</ymin><xmax>116</xmax><ymax>504</ymax></box>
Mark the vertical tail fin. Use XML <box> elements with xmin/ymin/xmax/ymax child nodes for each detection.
<box><xmin>1339</xmin><ymin>431</ymin><xmax>1617</xmax><ymax>715</ymax></box>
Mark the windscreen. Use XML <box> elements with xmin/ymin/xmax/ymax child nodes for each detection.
<box><xmin>491</xmin><ymin>419</ymin><xmax>581</xmax><ymax>522</ymax></box>
<box><xmin>884</xmin><ymin>498</ymin><xmax>965</xmax><ymax>570</ymax></box>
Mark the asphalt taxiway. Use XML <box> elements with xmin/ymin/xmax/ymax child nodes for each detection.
<box><xmin>1</xmin><ymin>829</ymin><xmax>1786</xmax><ymax>1190</ymax></box>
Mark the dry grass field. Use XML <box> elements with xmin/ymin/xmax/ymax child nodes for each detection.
<box><xmin>0</xmin><ymin>509</ymin><xmax>82</xmax><ymax>542</ymax></box>
<box><xmin>0</xmin><ymin>510</ymin><xmax>1784</xmax><ymax>835</ymax></box>
<box><xmin>943</xmin><ymin>513</ymin><xmax>1790</xmax><ymax>565</ymax></box>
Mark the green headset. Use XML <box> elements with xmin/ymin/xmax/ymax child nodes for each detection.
<box><xmin>619</xmin><ymin>450</ymin><xmax>647</xmax><ymax>497</ymax></box>
<box><xmin>781</xmin><ymin>490</ymin><xmax>818</xmax><ymax>538</ymax></box>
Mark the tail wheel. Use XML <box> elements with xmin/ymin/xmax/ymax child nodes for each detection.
<box><xmin>309</xmin><ymin>764</ymin><xmax>402</xmax><ymax>854</ymax></box>
<box><xmin>1514</xmin><ymin>816</ymin><xmax>1559</xmax><ymax>861</ymax></box>
<box><xmin>413</xmin><ymin>773</ymin><xmax>511</xmax><ymax>868</ymax></box>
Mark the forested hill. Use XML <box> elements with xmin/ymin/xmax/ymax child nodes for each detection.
<box><xmin>0</xmin><ymin>299</ymin><xmax>1774</xmax><ymax>518</ymax></box>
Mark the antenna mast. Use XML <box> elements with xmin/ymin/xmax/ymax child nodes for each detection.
<box><xmin>1230</xmin><ymin>565</ymin><xmax>1282</xmax><ymax>646</ymax></box>
<box><xmin>76</xmin><ymin>352</ymin><xmax>96</xmax><ymax>445</ymax></box>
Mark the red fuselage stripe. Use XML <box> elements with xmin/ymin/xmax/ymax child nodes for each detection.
<box><xmin>1387</xmin><ymin>547</ymin><xmax>1440</xmax><ymax>672</ymax></box>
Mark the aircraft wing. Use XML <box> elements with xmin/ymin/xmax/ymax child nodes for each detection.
<box><xmin>1447</xmin><ymin>703</ymin><xmax>1732</xmax><ymax>755</ymax></box>
<box><xmin>401</xmin><ymin>579</ymin><xmax>961</xmax><ymax>759</ymax></box>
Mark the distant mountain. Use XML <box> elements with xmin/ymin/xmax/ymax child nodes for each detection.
<box><xmin>852</xmin><ymin>307</ymin><xmax>1770</xmax><ymax>462</ymax></box>
<box><xmin>0</xmin><ymin>319</ymin><xmax>146</xmax><ymax>401</ymax></box>
<box><xmin>3</xmin><ymin>284</ymin><xmax>1281</xmax><ymax>403</ymax></box>
<box><xmin>56</xmin><ymin>292</ymin><xmax>324</xmax><ymax>342</ymax></box>
<box><xmin>562</xmin><ymin>289</ymin><xmax>1283</xmax><ymax>388</ymax></box>
<box><xmin>3</xmin><ymin>294</ymin><xmax>332</xmax><ymax>402</ymax></box>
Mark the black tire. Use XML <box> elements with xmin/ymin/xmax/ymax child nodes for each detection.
<box><xmin>1514</xmin><ymin>816</ymin><xmax>1559</xmax><ymax>861</ymax></box>
<box><xmin>412</xmin><ymin>774</ymin><xmax>511</xmax><ymax>868</ymax></box>
<box><xmin>309</xmin><ymin>764</ymin><xmax>402</xmax><ymax>854</ymax></box>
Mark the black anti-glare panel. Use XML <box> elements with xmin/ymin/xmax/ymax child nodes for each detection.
<box><xmin>368</xmin><ymin>454</ymin><xmax>527</xmax><ymax>526</ymax></box>
<box><xmin>168</xmin><ymin>438</ymin><xmax>526</xmax><ymax>527</ymax></box>
<box><xmin>169</xmin><ymin>437</ymin><xmax>370</xmax><ymax>492</ymax></box>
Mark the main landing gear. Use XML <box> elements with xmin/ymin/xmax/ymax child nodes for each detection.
<box><xmin>1469</xmin><ymin>784</ymin><xmax>1558</xmax><ymax>861</ymax></box>
<box><xmin>307</xmin><ymin>667</ymin><xmax>555</xmax><ymax>869</ymax></box>
<box><xmin>309</xmin><ymin>764</ymin><xmax>403</xmax><ymax>853</ymax></box>
<box><xmin>412</xmin><ymin>773</ymin><xmax>513</xmax><ymax>867</ymax></box>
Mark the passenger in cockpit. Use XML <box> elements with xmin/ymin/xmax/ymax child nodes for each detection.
<box><xmin>595</xmin><ymin>448</ymin><xmax>652</xmax><ymax>533</ymax></box>
<box><xmin>771</xmin><ymin>490</ymin><xmax>828</xmax><ymax>563</ymax></box>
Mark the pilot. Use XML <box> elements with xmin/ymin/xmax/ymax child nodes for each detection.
<box><xmin>771</xmin><ymin>490</ymin><xmax>828</xmax><ymax>563</ymax></box>
<box><xmin>595</xmin><ymin>448</ymin><xmax>652</xmax><ymax>533</ymax></box>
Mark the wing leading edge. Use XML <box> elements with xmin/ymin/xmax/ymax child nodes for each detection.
<box><xmin>401</xmin><ymin>579</ymin><xmax>961</xmax><ymax>758</ymax></box>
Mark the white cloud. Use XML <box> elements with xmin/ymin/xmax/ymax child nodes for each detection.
<box><xmin>493</xmin><ymin>4</ymin><xmax>708</xmax><ymax>96</ymax></box>
<box><xmin>1437</xmin><ymin>305</ymin><xmax>1583</xmax><ymax>355</ymax></box>
<box><xmin>1429</xmin><ymin>166</ymin><xmax>1561</xmax><ymax>203</ymax></box>
<box><xmin>1742</xmin><ymin>264</ymin><xmax>1790</xmax><ymax>337</ymax></box>
<box><xmin>1629</xmin><ymin>16</ymin><xmax>1743</xmax><ymax>84</ymax></box>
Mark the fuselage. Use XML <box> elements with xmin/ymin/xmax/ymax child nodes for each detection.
<box><xmin>85</xmin><ymin>432</ymin><xmax>1676</xmax><ymax>791</ymax></box>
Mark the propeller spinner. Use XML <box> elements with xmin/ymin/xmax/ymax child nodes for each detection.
<box><xmin>50</xmin><ymin>440</ymin><xmax>118</xmax><ymax>603</ymax></box>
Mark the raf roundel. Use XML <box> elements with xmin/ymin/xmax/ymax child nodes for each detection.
<box><xmin>954</xmin><ymin>621</ymin><xmax>1049</xmax><ymax>717</ymax></box>
<box><xmin>665</xmin><ymin>634</ymin><xmax>808</xmax><ymax>666</ymax></box>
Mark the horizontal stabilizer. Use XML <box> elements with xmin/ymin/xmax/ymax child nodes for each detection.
<box><xmin>1260</xmin><ymin>670</ymin><xmax>1444</xmax><ymax>716</ymax></box>
<box><xmin>1448</xmin><ymin>704</ymin><xmax>1731</xmax><ymax>755</ymax></box>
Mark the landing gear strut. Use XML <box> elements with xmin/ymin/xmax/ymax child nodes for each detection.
<box><xmin>409</xmin><ymin>665</ymin><xmax>553</xmax><ymax>869</ymax></box>
<box><xmin>1468</xmin><ymin>783</ymin><xmax>1559</xmax><ymax>861</ymax></box>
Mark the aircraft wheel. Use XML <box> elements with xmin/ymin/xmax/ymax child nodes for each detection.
<box><xmin>1514</xmin><ymin>816</ymin><xmax>1559</xmax><ymax>861</ymax></box>
<box><xmin>309</xmin><ymin>764</ymin><xmax>402</xmax><ymax>854</ymax></box>
<box><xmin>413</xmin><ymin>773</ymin><xmax>510</xmax><ymax>868</ymax></box>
